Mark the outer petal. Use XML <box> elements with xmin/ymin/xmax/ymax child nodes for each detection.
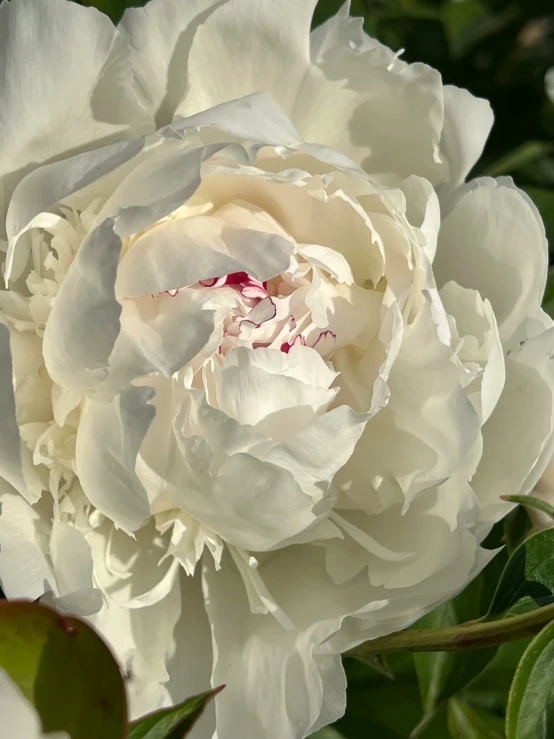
<box><xmin>43</xmin><ymin>140</ymin><xmax>215</xmax><ymax>396</ymax></box>
<box><xmin>0</xmin><ymin>483</ymin><xmax>55</xmax><ymax>599</ymax></box>
<box><xmin>121</xmin><ymin>0</ymin><xmax>229</xmax><ymax>126</ymax></box>
<box><xmin>0</xmin><ymin>325</ymin><xmax>25</xmax><ymax>495</ymax></box>
<box><xmin>439</xmin><ymin>85</ymin><xmax>494</xmax><ymax>192</ymax></box>
<box><xmin>75</xmin><ymin>387</ymin><xmax>155</xmax><ymax>531</ymax></box>
<box><xmin>434</xmin><ymin>178</ymin><xmax>549</xmax><ymax>349</ymax></box>
<box><xmin>173</xmin><ymin>0</ymin><xmax>318</xmax><ymax>119</ymax></box>
<box><xmin>472</xmin><ymin>327</ymin><xmax>554</xmax><ymax>525</ymax></box>
<box><xmin>299</xmin><ymin>5</ymin><xmax>445</xmax><ymax>182</ymax></box>
<box><xmin>336</xmin><ymin>298</ymin><xmax>481</xmax><ymax>512</ymax></box>
<box><xmin>116</xmin><ymin>215</ymin><xmax>294</xmax><ymax>298</ymax></box>
<box><xmin>202</xmin><ymin>555</ymin><xmax>346</xmax><ymax>739</ymax></box>
<box><xmin>5</xmin><ymin>139</ymin><xmax>144</xmax><ymax>283</ymax></box>
<box><xmin>0</xmin><ymin>0</ymin><xmax>151</xmax><ymax>231</ymax></box>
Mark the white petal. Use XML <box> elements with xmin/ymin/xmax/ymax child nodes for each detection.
<box><xmin>170</xmin><ymin>92</ymin><xmax>301</xmax><ymax>146</ymax></box>
<box><xmin>0</xmin><ymin>325</ymin><xmax>25</xmax><ymax>496</ymax></box>
<box><xmin>440</xmin><ymin>281</ymin><xmax>506</xmax><ymax>423</ymax></box>
<box><xmin>439</xmin><ymin>85</ymin><xmax>494</xmax><ymax>192</ymax></box>
<box><xmin>121</xmin><ymin>0</ymin><xmax>229</xmax><ymax>125</ymax></box>
<box><xmin>434</xmin><ymin>178</ymin><xmax>548</xmax><ymax>349</ymax></box>
<box><xmin>0</xmin><ymin>0</ymin><xmax>151</xmax><ymax>233</ymax></box>
<box><xmin>472</xmin><ymin>327</ymin><xmax>554</xmax><ymax>523</ymax></box>
<box><xmin>172</xmin><ymin>430</ymin><xmax>316</xmax><ymax>551</ymax></box>
<box><xmin>6</xmin><ymin>139</ymin><xmax>143</xmax><ymax>283</ymax></box>
<box><xmin>336</xmin><ymin>298</ymin><xmax>481</xmax><ymax>511</ymax></box>
<box><xmin>75</xmin><ymin>388</ymin><xmax>155</xmax><ymax>531</ymax></box>
<box><xmin>297</xmin><ymin>244</ymin><xmax>354</xmax><ymax>284</ymax></box>
<box><xmin>49</xmin><ymin>525</ymin><xmax>91</xmax><ymax>596</ymax></box>
<box><xmin>299</xmin><ymin>10</ymin><xmax>445</xmax><ymax>182</ymax></box>
<box><xmin>175</xmin><ymin>0</ymin><xmax>318</xmax><ymax>119</ymax></box>
<box><xmin>42</xmin><ymin>218</ymin><xmax>123</xmax><ymax>394</ymax></box>
<box><xmin>202</xmin><ymin>556</ymin><xmax>345</xmax><ymax>739</ymax></box>
<box><xmin>165</xmin><ymin>572</ymin><xmax>215</xmax><ymax>738</ymax></box>
<box><xmin>0</xmin><ymin>484</ymin><xmax>55</xmax><ymax>599</ymax></box>
<box><xmin>116</xmin><ymin>215</ymin><xmax>294</xmax><ymax>298</ymax></box>
<box><xmin>93</xmin><ymin>580</ymin><xmax>182</xmax><ymax>720</ymax></box>
<box><xmin>210</xmin><ymin>346</ymin><xmax>337</xmax><ymax>434</ymax></box>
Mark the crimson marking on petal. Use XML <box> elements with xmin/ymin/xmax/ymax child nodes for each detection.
<box><xmin>240</xmin><ymin>296</ymin><xmax>277</xmax><ymax>329</ymax></box>
<box><xmin>200</xmin><ymin>277</ymin><xmax>226</xmax><ymax>288</ymax></box>
<box><xmin>164</xmin><ymin>289</ymin><xmax>180</xmax><ymax>297</ymax></box>
<box><xmin>312</xmin><ymin>330</ymin><xmax>336</xmax><ymax>347</ymax></box>
<box><xmin>224</xmin><ymin>271</ymin><xmax>250</xmax><ymax>285</ymax></box>
<box><xmin>311</xmin><ymin>330</ymin><xmax>336</xmax><ymax>354</ymax></box>
<box><xmin>281</xmin><ymin>333</ymin><xmax>307</xmax><ymax>353</ymax></box>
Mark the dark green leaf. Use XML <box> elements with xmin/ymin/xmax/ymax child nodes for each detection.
<box><xmin>127</xmin><ymin>686</ymin><xmax>223</xmax><ymax>739</ymax></box>
<box><xmin>483</xmin><ymin>142</ymin><xmax>553</xmax><ymax>178</ymax></box>
<box><xmin>462</xmin><ymin>639</ymin><xmax>532</xmax><ymax>716</ymax></box>
<box><xmin>351</xmin><ymin>654</ymin><xmax>394</xmax><ymax>679</ymax></box>
<box><xmin>503</xmin><ymin>506</ymin><xmax>532</xmax><ymax>557</ymax></box>
<box><xmin>0</xmin><ymin>600</ymin><xmax>126</xmax><ymax>739</ymax></box>
<box><xmin>506</xmin><ymin>620</ymin><xmax>554</xmax><ymax>739</ymax></box>
<box><xmin>447</xmin><ymin>699</ymin><xmax>505</xmax><ymax>738</ymax></box>
<box><xmin>486</xmin><ymin>530</ymin><xmax>554</xmax><ymax>620</ymax></box>
<box><xmin>442</xmin><ymin>0</ymin><xmax>490</xmax><ymax>58</ymax></box>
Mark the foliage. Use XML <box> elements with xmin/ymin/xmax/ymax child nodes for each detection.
<box><xmin>0</xmin><ymin>601</ymin><xmax>220</xmax><ymax>739</ymax></box>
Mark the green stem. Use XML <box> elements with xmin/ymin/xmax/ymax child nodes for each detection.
<box><xmin>345</xmin><ymin>602</ymin><xmax>554</xmax><ymax>657</ymax></box>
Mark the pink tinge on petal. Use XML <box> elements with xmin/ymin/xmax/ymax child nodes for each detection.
<box><xmin>280</xmin><ymin>334</ymin><xmax>307</xmax><ymax>354</ymax></box>
<box><xmin>199</xmin><ymin>276</ymin><xmax>226</xmax><ymax>288</ymax></box>
<box><xmin>164</xmin><ymin>289</ymin><xmax>181</xmax><ymax>297</ymax></box>
<box><xmin>240</xmin><ymin>280</ymin><xmax>268</xmax><ymax>300</ymax></box>
<box><xmin>311</xmin><ymin>330</ymin><xmax>336</xmax><ymax>355</ymax></box>
<box><xmin>240</xmin><ymin>296</ymin><xmax>277</xmax><ymax>329</ymax></box>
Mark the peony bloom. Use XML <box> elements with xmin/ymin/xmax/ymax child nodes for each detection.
<box><xmin>0</xmin><ymin>0</ymin><xmax>553</xmax><ymax>737</ymax></box>
<box><xmin>527</xmin><ymin>454</ymin><xmax>554</xmax><ymax>534</ymax></box>
<box><xmin>0</xmin><ymin>669</ymin><xmax>69</xmax><ymax>739</ymax></box>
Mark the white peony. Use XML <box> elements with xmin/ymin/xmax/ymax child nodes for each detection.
<box><xmin>0</xmin><ymin>669</ymin><xmax>69</xmax><ymax>739</ymax></box>
<box><xmin>0</xmin><ymin>0</ymin><xmax>553</xmax><ymax>737</ymax></box>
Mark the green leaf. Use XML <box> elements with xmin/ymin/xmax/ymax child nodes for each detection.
<box><xmin>447</xmin><ymin>699</ymin><xmax>505</xmax><ymax>738</ymax></box>
<box><xmin>483</xmin><ymin>142</ymin><xmax>553</xmax><ymax>178</ymax></box>
<box><xmin>442</xmin><ymin>0</ymin><xmax>490</xmax><ymax>58</ymax></box>
<box><xmin>486</xmin><ymin>530</ymin><xmax>554</xmax><ymax>620</ymax></box>
<box><xmin>0</xmin><ymin>600</ymin><xmax>126</xmax><ymax>739</ymax></box>
<box><xmin>351</xmin><ymin>654</ymin><xmax>394</xmax><ymax>679</ymax></box>
<box><xmin>503</xmin><ymin>506</ymin><xmax>532</xmax><ymax>557</ymax></box>
<box><xmin>506</xmin><ymin>620</ymin><xmax>554</xmax><ymax>739</ymax></box>
<box><xmin>501</xmin><ymin>495</ymin><xmax>554</xmax><ymax>522</ymax></box>
<box><xmin>127</xmin><ymin>686</ymin><xmax>224</xmax><ymax>739</ymax></box>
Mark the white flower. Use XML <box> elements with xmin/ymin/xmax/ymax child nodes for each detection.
<box><xmin>0</xmin><ymin>669</ymin><xmax>69</xmax><ymax>739</ymax></box>
<box><xmin>0</xmin><ymin>1</ymin><xmax>553</xmax><ymax>738</ymax></box>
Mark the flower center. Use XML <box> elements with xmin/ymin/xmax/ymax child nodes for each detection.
<box><xmin>160</xmin><ymin>270</ymin><xmax>337</xmax><ymax>358</ymax></box>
